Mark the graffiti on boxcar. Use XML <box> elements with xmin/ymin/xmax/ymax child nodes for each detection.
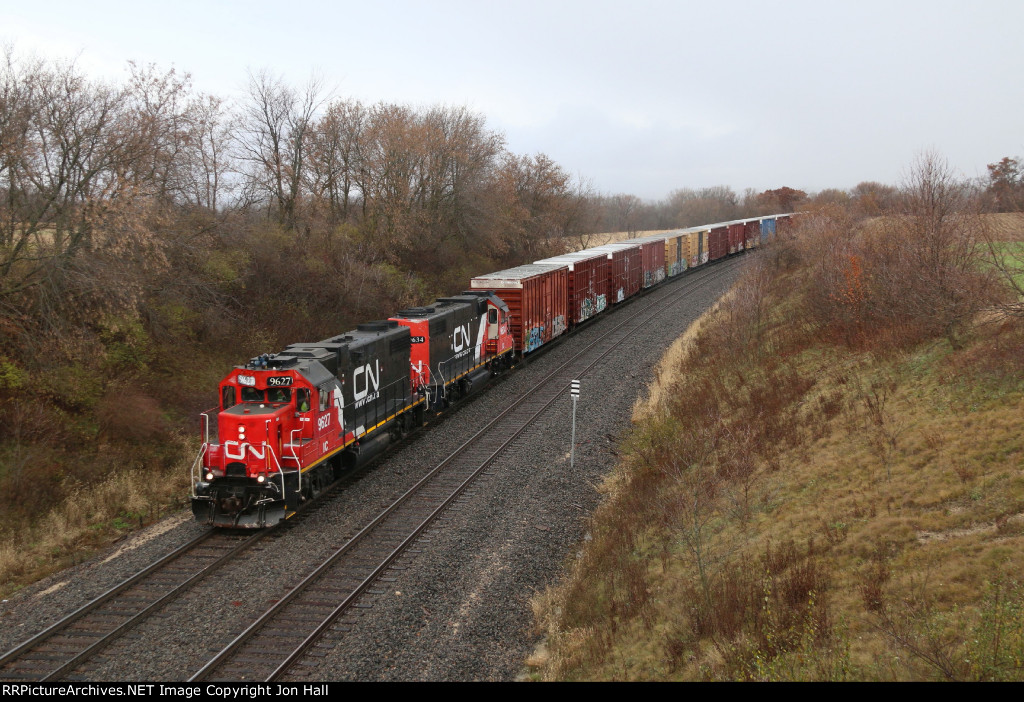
<box><xmin>581</xmin><ymin>295</ymin><xmax>607</xmax><ymax>321</ymax></box>
<box><xmin>581</xmin><ymin>297</ymin><xmax>594</xmax><ymax>321</ymax></box>
<box><xmin>615</xmin><ymin>287</ymin><xmax>624</xmax><ymax>303</ymax></box>
<box><xmin>552</xmin><ymin>315</ymin><xmax>567</xmax><ymax>337</ymax></box>
<box><xmin>525</xmin><ymin>325</ymin><xmax>545</xmax><ymax>352</ymax></box>
<box><xmin>644</xmin><ymin>269</ymin><xmax>666</xmax><ymax>287</ymax></box>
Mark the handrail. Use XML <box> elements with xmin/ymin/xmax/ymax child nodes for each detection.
<box><xmin>262</xmin><ymin>441</ymin><xmax>290</xmax><ymax>496</ymax></box>
<box><xmin>189</xmin><ymin>443</ymin><xmax>209</xmax><ymax>498</ymax></box>
<box><xmin>287</xmin><ymin>428</ymin><xmax>302</xmax><ymax>463</ymax></box>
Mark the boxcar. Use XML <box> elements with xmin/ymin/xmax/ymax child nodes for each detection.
<box><xmin>470</xmin><ymin>264</ymin><xmax>568</xmax><ymax>353</ymax></box>
<box><xmin>634</xmin><ymin>238</ymin><xmax>668</xmax><ymax>288</ymax></box>
<box><xmin>534</xmin><ymin>251</ymin><xmax>610</xmax><ymax>326</ymax></box>
<box><xmin>658</xmin><ymin>230</ymin><xmax>688</xmax><ymax>277</ymax></box>
<box><xmin>760</xmin><ymin>217</ymin><xmax>777</xmax><ymax>242</ymax></box>
<box><xmin>587</xmin><ymin>243</ymin><xmax>642</xmax><ymax>303</ymax></box>
<box><xmin>727</xmin><ymin>222</ymin><xmax>745</xmax><ymax>254</ymax></box>
<box><xmin>708</xmin><ymin>226</ymin><xmax>729</xmax><ymax>261</ymax></box>
<box><xmin>684</xmin><ymin>227</ymin><xmax>711</xmax><ymax>267</ymax></box>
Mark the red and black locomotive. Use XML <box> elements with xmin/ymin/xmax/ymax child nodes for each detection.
<box><xmin>191</xmin><ymin>291</ymin><xmax>513</xmax><ymax>527</ymax></box>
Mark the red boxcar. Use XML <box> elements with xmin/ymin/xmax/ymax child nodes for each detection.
<box><xmin>633</xmin><ymin>239</ymin><xmax>667</xmax><ymax>288</ymax></box>
<box><xmin>534</xmin><ymin>252</ymin><xmax>609</xmax><ymax>325</ymax></box>
<box><xmin>744</xmin><ymin>220</ymin><xmax>760</xmax><ymax>249</ymax></box>
<box><xmin>708</xmin><ymin>226</ymin><xmax>729</xmax><ymax>261</ymax></box>
<box><xmin>727</xmin><ymin>223</ymin><xmax>745</xmax><ymax>254</ymax></box>
<box><xmin>589</xmin><ymin>243</ymin><xmax>642</xmax><ymax>303</ymax></box>
<box><xmin>470</xmin><ymin>264</ymin><xmax>568</xmax><ymax>353</ymax></box>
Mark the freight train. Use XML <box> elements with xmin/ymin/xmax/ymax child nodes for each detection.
<box><xmin>190</xmin><ymin>214</ymin><xmax>793</xmax><ymax>527</ymax></box>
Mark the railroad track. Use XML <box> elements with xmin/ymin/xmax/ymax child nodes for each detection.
<box><xmin>189</xmin><ymin>257</ymin><xmax>742</xmax><ymax>682</ymax></box>
<box><xmin>0</xmin><ymin>530</ymin><xmax>260</xmax><ymax>681</ymax></box>
<box><xmin>0</xmin><ymin>450</ymin><xmax>382</xmax><ymax>682</ymax></box>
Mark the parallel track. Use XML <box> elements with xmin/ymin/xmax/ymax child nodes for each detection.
<box><xmin>0</xmin><ymin>530</ymin><xmax>259</xmax><ymax>681</ymax></box>
<box><xmin>0</xmin><ymin>455</ymin><xmax>372</xmax><ymax>681</ymax></box>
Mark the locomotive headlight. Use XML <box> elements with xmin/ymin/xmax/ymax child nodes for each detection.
<box><xmin>205</xmin><ymin>471</ymin><xmax>214</xmax><ymax>481</ymax></box>
<box><xmin>257</xmin><ymin>474</ymin><xmax>266</xmax><ymax>483</ymax></box>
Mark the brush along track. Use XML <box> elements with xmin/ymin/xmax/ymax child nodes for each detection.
<box><xmin>190</xmin><ymin>260</ymin><xmax>738</xmax><ymax>682</ymax></box>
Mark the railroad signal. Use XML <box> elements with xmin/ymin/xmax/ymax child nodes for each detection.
<box><xmin>569</xmin><ymin>379</ymin><xmax>580</xmax><ymax>470</ymax></box>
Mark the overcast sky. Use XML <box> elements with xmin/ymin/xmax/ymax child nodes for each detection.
<box><xmin>4</xmin><ymin>0</ymin><xmax>1022</xmax><ymax>200</ymax></box>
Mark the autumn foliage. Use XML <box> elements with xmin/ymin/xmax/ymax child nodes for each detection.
<box><xmin>0</xmin><ymin>50</ymin><xmax>595</xmax><ymax>577</ymax></box>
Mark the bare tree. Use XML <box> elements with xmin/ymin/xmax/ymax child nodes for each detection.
<box><xmin>606</xmin><ymin>193</ymin><xmax>642</xmax><ymax>237</ymax></box>
<box><xmin>667</xmin><ymin>186</ymin><xmax>740</xmax><ymax>226</ymax></box>
<box><xmin>306</xmin><ymin>98</ymin><xmax>366</xmax><ymax>222</ymax></box>
<box><xmin>851</xmin><ymin>181</ymin><xmax>899</xmax><ymax>217</ymax></box>
<box><xmin>122</xmin><ymin>62</ymin><xmax>194</xmax><ymax>202</ymax></box>
<box><xmin>0</xmin><ymin>52</ymin><xmax>135</xmax><ymax>307</ymax></box>
<box><xmin>236</xmin><ymin>70</ymin><xmax>325</xmax><ymax>228</ymax></box>
<box><xmin>863</xmin><ymin>152</ymin><xmax>993</xmax><ymax>348</ymax></box>
<box><xmin>182</xmin><ymin>93</ymin><xmax>234</xmax><ymax>211</ymax></box>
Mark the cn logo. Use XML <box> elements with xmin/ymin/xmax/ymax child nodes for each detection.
<box><xmin>453</xmin><ymin>323</ymin><xmax>472</xmax><ymax>352</ymax></box>
<box><xmin>332</xmin><ymin>386</ymin><xmax>345</xmax><ymax>429</ymax></box>
<box><xmin>353</xmin><ymin>361</ymin><xmax>381</xmax><ymax>401</ymax></box>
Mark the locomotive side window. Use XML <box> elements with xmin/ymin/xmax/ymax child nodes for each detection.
<box><xmin>242</xmin><ymin>387</ymin><xmax>264</xmax><ymax>402</ymax></box>
<box><xmin>222</xmin><ymin>386</ymin><xmax>236</xmax><ymax>410</ymax></box>
<box><xmin>488</xmin><ymin>309</ymin><xmax>497</xmax><ymax>324</ymax></box>
<box><xmin>296</xmin><ymin>388</ymin><xmax>310</xmax><ymax>412</ymax></box>
<box><xmin>318</xmin><ymin>387</ymin><xmax>330</xmax><ymax>412</ymax></box>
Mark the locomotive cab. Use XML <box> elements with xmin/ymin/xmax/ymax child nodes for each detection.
<box><xmin>193</xmin><ymin>365</ymin><xmax>325</xmax><ymax>528</ymax></box>
<box><xmin>193</xmin><ymin>323</ymin><xmax>418</xmax><ymax>528</ymax></box>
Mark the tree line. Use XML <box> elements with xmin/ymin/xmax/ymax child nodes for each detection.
<box><xmin>1</xmin><ymin>47</ymin><xmax>1021</xmax><ymax>585</ymax></box>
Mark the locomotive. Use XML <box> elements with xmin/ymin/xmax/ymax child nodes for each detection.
<box><xmin>191</xmin><ymin>214</ymin><xmax>792</xmax><ymax>528</ymax></box>
<box><xmin>191</xmin><ymin>291</ymin><xmax>514</xmax><ymax>528</ymax></box>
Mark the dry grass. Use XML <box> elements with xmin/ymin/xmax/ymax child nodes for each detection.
<box><xmin>561</xmin><ymin>229</ymin><xmax>678</xmax><ymax>253</ymax></box>
<box><xmin>633</xmin><ymin>292</ymin><xmax>731</xmax><ymax>423</ymax></box>
<box><xmin>986</xmin><ymin>213</ymin><xmax>1024</xmax><ymax>241</ymax></box>
<box><xmin>529</xmin><ymin>213</ymin><xmax>1024</xmax><ymax>681</ymax></box>
<box><xmin>0</xmin><ymin>433</ymin><xmax>196</xmax><ymax>597</ymax></box>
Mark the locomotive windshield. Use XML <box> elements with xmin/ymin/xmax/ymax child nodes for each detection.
<box><xmin>240</xmin><ymin>387</ymin><xmax>293</xmax><ymax>404</ymax></box>
<box><xmin>241</xmin><ymin>387</ymin><xmax>263</xmax><ymax>402</ymax></box>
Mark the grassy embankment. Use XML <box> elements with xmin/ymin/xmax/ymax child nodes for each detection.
<box><xmin>529</xmin><ymin>212</ymin><xmax>1024</xmax><ymax>681</ymax></box>
<box><xmin>0</xmin><ymin>343</ymin><xmax>230</xmax><ymax>597</ymax></box>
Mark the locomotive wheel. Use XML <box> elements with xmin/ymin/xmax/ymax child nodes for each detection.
<box><xmin>304</xmin><ymin>468</ymin><xmax>324</xmax><ymax>500</ymax></box>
